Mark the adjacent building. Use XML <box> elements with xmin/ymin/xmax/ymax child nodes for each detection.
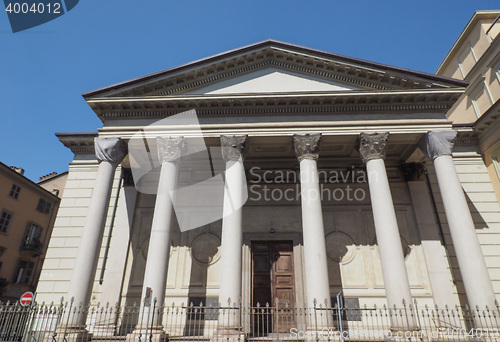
<box><xmin>0</xmin><ymin>163</ymin><xmax>61</xmax><ymax>302</ymax></box>
<box><xmin>436</xmin><ymin>10</ymin><xmax>500</xmax><ymax>203</ymax></box>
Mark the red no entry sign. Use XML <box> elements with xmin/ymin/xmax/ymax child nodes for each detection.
<box><xmin>20</xmin><ymin>291</ymin><xmax>34</xmax><ymax>306</ymax></box>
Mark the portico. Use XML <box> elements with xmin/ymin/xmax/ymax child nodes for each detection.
<box><xmin>37</xmin><ymin>41</ymin><xmax>499</xmax><ymax>338</ymax></box>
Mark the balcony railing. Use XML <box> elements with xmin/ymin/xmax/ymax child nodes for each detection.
<box><xmin>0</xmin><ymin>299</ymin><xmax>499</xmax><ymax>341</ymax></box>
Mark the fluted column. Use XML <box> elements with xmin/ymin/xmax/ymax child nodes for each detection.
<box><xmin>137</xmin><ymin>136</ymin><xmax>185</xmax><ymax>331</ymax></box>
<box><xmin>419</xmin><ymin>131</ymin><xmax>496</xmax><ymax>314</ymax></box>
<box><xmin>359</xmin><ymin>132</ymin><xmax>413</xmax><ymax>312</ymax></box>
<box><xmin>66</xmin><ymin>137</ymin><xmax>127</xmax><ymax>324</ymax></box>
<box><xmin>293</xmin><ymin>133</ymin><xmax>331</xmax><ymax>309</ymax></box>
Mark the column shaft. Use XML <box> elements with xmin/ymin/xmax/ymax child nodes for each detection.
<box><xmin>217</xmin><ymin>135</ymin><xmax>248</xmax><ymax>333</ymax></box>
<box><xmin>420</xmin><ymin>130</ymin><xmax>496</xmax><ymax>313</ymax></box>
<box><xmin>294</xmin><ymin>133</ymin><xmax>331</xmax><ymax>309</ymax></box>
<box><xmin>136</xmin><ymin>136</ymin><xmax>185</xmax><ymax>333</ymax></box>
<box><xmin>218</xmin><ymin>158</ymin><xmax>245</xmax><ymax>307</ymax></box>
<box><xmin>359</xmin><ymin>132</ymin><xmax>413</xmax><ymax>314</ymax></box>
<box><xmin>67</xmin><ymin>161</ymin><xmax>116</xmax><ymax>307</ymax></box>
<box><xmin>64</xmin><ymin>137</ymin><xmax>126</xmax><ymax>330</ymax></box>
<box><xmin>366</xmin><ymin>158</ymin><xmax>413</xmax><ymax>308</ymax></box>
<box><xmin>140</xmin><ymin>161</ymin><xmax>178</xmax><ymax>309</ymax></box>
<box><xmin>434</xmin><ymin>155</ymin><xmax>496</xmax><ymax>309</ymax></box>
<box><xmin>299</xmin><ymin>158</ymin><xmax>331</xmax><ymax>308</ymax></box>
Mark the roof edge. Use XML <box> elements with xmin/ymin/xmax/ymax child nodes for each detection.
<box><xmin>0</xmin><ymin>161</ymin><xmax>61</xmax><ymax>201</ymax></box>
<box><xmin>436</xmin><ymin>10</ymin><xmax>500</xmax><ymax>74</ymax></box>
<box><xmin>83</xmin><ymin>40</ymin><xmax>468</xmax><ymax>98</ymax></box>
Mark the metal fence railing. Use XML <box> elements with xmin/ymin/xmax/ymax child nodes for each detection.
<box><xmin>0</xmin><ymin>298</ymin><xmax>499</xmax><ymax>341</ymax></box>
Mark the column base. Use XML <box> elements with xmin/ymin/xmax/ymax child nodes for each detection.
<box><xmin>126</xmin><ymin>326</ymin><xmax>168</xmax><ymax>342</ymax></box>
<box><xmin>89</xmin><ymin>323</ymin><xmax>117</xmax><ymax>337</ymax></box>
<box><xmin>211</xmin><ymin>328</ymin><xmax>245</xmax><ymax>342</ymax></box>
<box><xmin>50</xmin><ymin>325</ymin><xmax>92</xmax><ymax>342</ymax></box>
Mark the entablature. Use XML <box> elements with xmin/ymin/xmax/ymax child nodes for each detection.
<box><xmin>87</xmin><ymin>89</ymin><xmax>464</xmax><ymax>122</ymax></box>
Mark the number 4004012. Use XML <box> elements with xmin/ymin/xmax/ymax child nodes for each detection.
<box><xmin>5</xmin><ymin>2</ymin><xmax>62</xmax><ymax>14</ymax></box>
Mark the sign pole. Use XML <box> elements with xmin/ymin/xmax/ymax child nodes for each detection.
<box><xmin>144</xmin><ymin>287</ymin><xmax>152</xmax><ymax>340</ymax></box>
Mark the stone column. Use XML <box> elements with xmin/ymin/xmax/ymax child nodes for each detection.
<box><xmin>136</xmin><ymin>136</ymin><xmax>185</xmax><ymax>335</ymax></box>
<box><xmin>218</xmin><ymin>135</ymin><xmax>248</xmax><ymax>332</ymax></box>
<box><xmin>419</xmin><ymin>131</ymin><xmax>496</xmax><ymax>314</ymax></box>
<box><xmin>402</xmin><ymin>163</ymin><xmax>459</xmax><ymax>309</ymax></box>
<box><xmin>359</xmin><ymin>132</ymin><xmax>413</xmax><ymax>313</ymax></box>
<box><xmin>65</xmin><ymin>137</ymin><xmax>126</xmax><ymax>317</ymax></box>
<box><xmin>293</xmin><ymin>133</ymin><xmax>331</xmax><ymax>309</ymax></box>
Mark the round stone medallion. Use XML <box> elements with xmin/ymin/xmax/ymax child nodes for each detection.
<box><xmin>191</xmin><ymin>233</ymin><xmax>221</xmax><ymax>265</ymax></box>
<box><xmin>325</xmin><ymin>231</ymin><xmax>355</xmax><ymax>263</ymax></box>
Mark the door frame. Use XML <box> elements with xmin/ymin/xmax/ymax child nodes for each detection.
<box><xmin>242</xmin><ymin>232</ymin><xmax>305</xmax><ymax>333</ymax></box>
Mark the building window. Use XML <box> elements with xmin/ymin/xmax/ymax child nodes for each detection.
<box><xmin>9</xmin><ymin>184</ymin><xmax>21</xmax><ymax>199</ymax></box>
<box><xmin>470</xmin><ymin>78</ymin><xmax>494</xmax><ymax>118</ymax></box>
<box><xmin>492</xmin><ymin>150</ymin><xmax>500</xmax><ymax>182</ymax></box>
<box><xmin>21</xmin><ymin>223</ymin><xmax>42</xmax><ymax>251</ymax></box>
<box><xmin>0</xmin><ymin>210</ymin><xmax>13</xmax><ymax>234</ymax></box>
<box><xmin>14</xmin><ymin>260</ymin><xmax>34</xmax><ymax>284</ymax></box>
<box><xmin>0</xmin><ymin>247</ymin><xmax>4</xmax><ymax>272</ymax></box>
<box><xmin>457</xmin><ymin>41</ymin><xmax>477</xmax><ymax>78</ymax></box>
<box><xmin>495</xmin><ymin>61</ymin><xmax>500</xmax><ymax>84</ymax></box>
<box><xmin>36</xmin><ymin>198</ymin><xmax>52</xmax><ymax>214</ymax></box>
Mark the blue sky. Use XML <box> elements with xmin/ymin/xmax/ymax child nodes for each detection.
<box><xmin>1</xmin><ymin>1</ymin><xmax>498</xmax><ymax>181</ymax></box>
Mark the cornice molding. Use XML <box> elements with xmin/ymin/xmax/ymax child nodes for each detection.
<box><xmin>454</xmin><ymin>128</ymin><xmax>480</xmax><ymax>146</ymax></box>
<box><xmin>56</xmin><ymin>132</ymin><xmax>97</xmax><ymax>155</ymax></box>
<box><xmin>88</xmin><ymin>89</ymin><xmax>463</xmax><ymax>121</ymax></box>
<box><xmin>474</xmin><ymin>98</ymin><xmax>500</xmax><ymax>136</ymax></box>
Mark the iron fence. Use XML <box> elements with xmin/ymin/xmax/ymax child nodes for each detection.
<box><xmin>0</xmin><ymin>299</ymin><xmax>499</xmax><ymax>341</ymax></box>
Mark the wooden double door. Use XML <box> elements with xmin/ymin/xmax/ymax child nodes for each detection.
<box><xmin>251</xmin><ymin>241</ymin><xmax>295</xmax><ymax>334</ymax></box>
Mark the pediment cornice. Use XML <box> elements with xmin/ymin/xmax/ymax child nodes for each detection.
<box><xmin>84</xmin><ymin>41</ymin><xmax>467</xmax><ymax>100</ymax></box>
<box><xmin>87</xmin><ymin>89</ymin><xmax>463</xmax><ymax>121</ymax></box>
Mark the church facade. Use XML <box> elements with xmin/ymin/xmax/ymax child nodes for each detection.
<box><xmin>36</xmin><ymin>40</ymin><xmax>500</xmax><ymax>337</ymax></box>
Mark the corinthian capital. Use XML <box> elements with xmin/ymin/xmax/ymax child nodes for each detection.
<box><xmin>95</xmin><ymin>137</ymin><xmax>127</xmax><ymax>167</ymax></box>
<box><xmin>419</xmin><ymin>130</ymin><xmax>457</xmax><ymax>161</ymax></box>
<box><xmin>220</xmin><ymin>135</ymin><xmax>249</xmax><ymax>162</ymax></box>
<box><xmin>293</xmin><ymin>133</ymin><xmax>322</xmax><ymax>161</ymax></box>
<box><xmin>359</xmin><ymin>132</ymin><xmax>389</xmax><ymax>163</ymax></box>
<box><xmin>157</xmin><ymin>136</ymin><xmax>186</xmax><ymax>163</ymax></box>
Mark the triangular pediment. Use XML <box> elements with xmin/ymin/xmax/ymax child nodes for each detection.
<box><xmin>180</xmin><ymin>67</ymin><xmax>361</xmax><ymax>95</ymax></box>
<box><xmin>83</xmin><ymin>40</ymin><xmax>468</xmax><ymax>100</ymax></box>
